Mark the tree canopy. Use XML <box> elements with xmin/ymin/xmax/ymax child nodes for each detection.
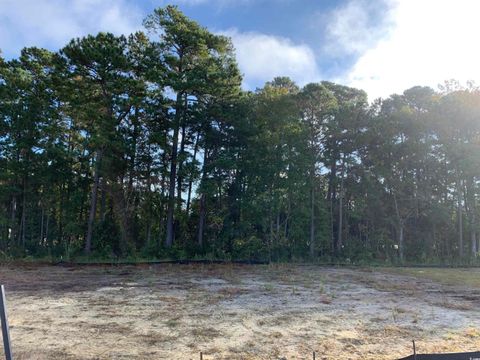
<box><xmin>0</xmin><ymin>7</ymin><xmax>479</xmax><ymax>264</ymax></box>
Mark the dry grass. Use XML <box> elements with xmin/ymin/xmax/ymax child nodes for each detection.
<box><xmin>1</xmin><ymin>264</ymin><xmax>480</xmax><ymax>359</ymax></box>
<box><xmin>385</xmin><ymin>267</ymin><xmax>480</xmax><ymax>289</ymax></box>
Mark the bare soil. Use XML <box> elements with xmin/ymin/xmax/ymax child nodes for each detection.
<box><xmin>1</xmin><ymin>264</ymin><xmax>480</xmax><ymax>359</ymax></box>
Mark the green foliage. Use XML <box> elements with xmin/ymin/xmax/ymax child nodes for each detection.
<box><xmin>232</xmin><ymin>236</ymin><xmax>268</xmax><ymax>261</ymax></box>
<box><xmin>0</xmin><ymin>7</ymin><xmax>479</xmax><ymax>264</ymax></box>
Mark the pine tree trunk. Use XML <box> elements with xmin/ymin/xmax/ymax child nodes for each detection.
<box><xmin>457</xmin><ymin>177</ymin><xmax>464</xmax><ymax>259</ymax></box>
<box><xmin>186</xmin><ymin>132</ymin><xmax>200</xmax><ymax>215</ymax></box>
<box><xmin>165</xmin><ymin>93</ymin><xmax>183</xmax><ymax>248</ymax></box>
<box><xmin>146</xmin><ymin>154</ymin><xmax>152</xmax><ymax>245</ymax></box>
<box><xmin>197</xmin><ymin>148</ymin><xmax>208</xmax><ymax>247</ymax></box>
<box><xmin>85</xmin><ymin>150</ymin><xmax>102</xmax><ymax>254</ymax></box>
<box><xmin>284</xmin><ymin>194</ymin><xmax>291</xmax><ymax>240</ymax></box>
<box><xmin>337</xmin><ymin>158</ymin><xmax>345</xmax><ymax>254</ymax></box>
<box><xmin>8</xmin><ymin>196</ymin><xmax>16</xmax><ymax>246</ymax></box>
<box><xmin>393</xmin><ymin>191</ymin><xmax>404</xmax><ymax>263</ymax></box>
<box><xmin>100</xmin><ymin>177</ymin><xmax>107</xmax><ymax>222</ymax></box>
<box><xmin>45</xmin><ymin>213</ymin><xmax>50</xmax><ymax>248</ymax></box>
<box><xmin>40</xmin><ymin>206</ymin><xmax>44</xmax><ymax>246</ymax></box>
<box><xmin>328</xmin><ymin>160</ymin><xmax>337</xmax><ymax>253</ymax></box>
<box><xmin>269</xmin><ymin>216</ymin><xmax>274</xmax><ymax>262</ymax></box>
<box><xmin>471</xmin><ymin>229</ymin><xmax>477</xmax><ymax>257</ymax></box>
<box><xmin>176</xmin><ymin>123</ymin><xmax>187</xmax><ymax>210</ymax></box>
<box><xmin>471</xmin><ymin>197</ymin><xmax>477</xmax><ymax>257</ymax></box>
<box><xmin>399</xmin><ymin>223</ymin><xmax>404</xmax><ymax>263</ymax></box>
<box><xmin>158</xmin><ymin>139</ymin><xmax>168</xmax><ymax>249</ymax></box>
<box><xmin>20</xmin><ymin>178</ymin><xmax>27</xmax><ymax>249</ymax></box>
<box><xmin>309</xmin><ymin>183</ymin><xmax>315</xmax><ymax>258</ymax></box>
<box><xmin>466</xmin><ymin>176</ymin><xmax>477</xmax><ymax>258</ymax></box>
<box><xmin>276</xmin><ymin>212</ymin><xmax>280</xmax><ymax>243</ymax></box>
<box><xmin>197</xmin><ymin>194</ymin><xmax>206</xmax><ymax>247</ymax></box>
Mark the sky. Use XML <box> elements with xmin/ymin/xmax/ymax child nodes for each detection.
<box><xmin>1</xmin><ymin>0</ymin><xmax>480</xmax><ymax>100</ymax></box>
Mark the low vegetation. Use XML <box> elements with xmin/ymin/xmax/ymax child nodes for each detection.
<box><xmin>1</xmin><ymin>264</ymin><xmax>480</xmax><ymax>359</ymax></box>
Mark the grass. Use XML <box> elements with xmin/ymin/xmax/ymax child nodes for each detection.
<box><xmin>3</xmin><ymin>264</ymin><xmax>480</xmax><ymax>359</ymax></box>
<box><xmin>385</xmin><ymin>267</ymin><xmax>480</xmax><ymax>288</ymax></box>
<box><xmin>263</xmin><ymin>283</ymin><xmax>275</xmax><ymax>292</ymax></box>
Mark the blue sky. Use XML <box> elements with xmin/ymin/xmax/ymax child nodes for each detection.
<box><xmin>1</xmin><ymin>0</ymin><xmax>480</xmax><ymax>100</ymax></box>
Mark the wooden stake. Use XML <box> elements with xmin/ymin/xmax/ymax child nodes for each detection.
<box><xmin>413</xmin><ymin>340</ymin><xmax>417</xmax><ymax>360</ymax></box>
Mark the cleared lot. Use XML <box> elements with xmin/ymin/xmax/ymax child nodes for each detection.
<box><xmin>1</xmin><ymin>264</ymin><xmax>480</xmax><ymax>359</ymax></box>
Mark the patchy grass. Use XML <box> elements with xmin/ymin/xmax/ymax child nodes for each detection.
<box><xmin>385</xmin><ymin>267</ymin><xmax>480</xmax><ymax>288</ymax></box>
<box><xmin>1</xmin><ymin>264</ymin><xmax>480</xmax><ymax>359</ymax></box>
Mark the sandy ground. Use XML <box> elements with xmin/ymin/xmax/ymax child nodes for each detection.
<box><xmin>0</xmin><ymin>264</ymin><xmax>480</xmax><ymax>359</ymax></box>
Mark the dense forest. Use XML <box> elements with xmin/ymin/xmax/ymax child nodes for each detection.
<box><xmin>0</xmin><ymin>6</ymin><xmax>479</xmax><ymax>263</ymax></box>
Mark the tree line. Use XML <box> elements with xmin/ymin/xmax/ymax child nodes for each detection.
<box><xmin>1</xmin><ymin>6</ymin><xmax>479</xmax><ymax>263</ymax></box>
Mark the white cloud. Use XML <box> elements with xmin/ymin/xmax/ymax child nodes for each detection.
<box><xmin>337</xmin><ymin>0</ymin><xmax>480</xmax><ymax>100</ymax></box>
<box><xmin>324</xmin><ymin>0</ymin><xmax>394</xmax><ymax>56</ymax></box>
<box><xmin>223</xmin><ymin>29</ymin><xmax>321</xmax><ymax>89</ymax></box>
<box><xmin>175</xmin><ymin>0</ymin><xmax>238</xmax><ymax>4</ymax></box>
<box><xmin>174</xmin><ymin>0</ymin><xmax>268</xmax><ymax>6</ymax></box>
<box><xmin>0</xmin><ymin>0</ymin><xmax>142</xmax><ymax>58</ymax></box>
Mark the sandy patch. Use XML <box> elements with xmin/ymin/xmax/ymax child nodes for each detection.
<box><xmin>0</xmin><ymin>264</ymin><xmax>479</xmax><ymax>359</ymax></box>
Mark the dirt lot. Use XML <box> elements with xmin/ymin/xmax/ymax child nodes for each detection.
<box><xmin>1</xmin><ymin>264</ymin><xmax>480</xmax><ymax>359</ymax></box>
